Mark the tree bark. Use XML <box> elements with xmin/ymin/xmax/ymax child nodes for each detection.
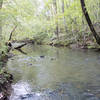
<box><xmin>80</xmin><ymin>0</ymin><xmax>100</xmax><ymax>45</ymax></box>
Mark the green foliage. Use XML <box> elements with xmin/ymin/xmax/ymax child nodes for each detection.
<box><xmin>0</xmin><ymin>0</ymin><xmax>100</xmax><ymax>45</ymax></box>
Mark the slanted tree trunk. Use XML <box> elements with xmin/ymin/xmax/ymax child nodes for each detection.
<box><xmin>80</xmin><ymin>0</ymin><xmax>100</xmax><ymax>45</ymax></box>
<box><xmin>9</xmin><ymin>25</ymin><xmax>17</xmax><ymax>41</ymax></box>
<box><xmin>0</xmin><ymin>0</ymin><xmax>3</xmax><ymax>40</ymax></box>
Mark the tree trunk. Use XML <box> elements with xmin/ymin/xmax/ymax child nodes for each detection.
<box><xmin>0</xmin><ymin>0</ymin><xmax>3</xmax><ymax>9</ymax></box>
<box><xmin>62</xmin><ymin>0</ymin><xmax>67</xmax><ymax>32</ymax></box>
<box><xmin>0</xmin><ymin>0</ymin><xmax>3</xmax><ymax>40</ymax></box>
<box><xmin>53</xmin><ymin>0</ymin><xmax>59</xmax><ymax>39</ymax></box>
<box><xmin>0</xmin><ymin>20</ymin><xmax>2</xmax><ymax>40</ymax></box>
<box><xmin>80</xmin><ymin>0</ymin><xmax>100</xmax><ymax>45</ymax></box>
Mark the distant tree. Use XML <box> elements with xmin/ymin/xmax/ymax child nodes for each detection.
<box><xmin>0</xmin><ymin>0</ymin><xmax>3</xmax><ymax>9</ymax></box>
<box><xmin>80</xmin><ymin>0</ymin><xmax>100</xmax><ymax>45</ymax></box>
<box><xmin>53</xmin><ymin>0</ymin><xmax>59</xmax><ymax>39</ymax></box>
<box><xmin>62</xmin><ymin>0</ymin><xmax>67</xmax><ymax>32</ymax></box>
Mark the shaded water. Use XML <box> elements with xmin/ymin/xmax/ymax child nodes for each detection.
<box><xmin>6</xmin><ymin>44</ymin><xmax>100</xmax><ymax>100</ymax></box>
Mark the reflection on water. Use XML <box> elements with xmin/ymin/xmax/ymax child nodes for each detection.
<box><xmin>7</xmin><ymin>44</ymin><xmax>100</xmax><ymax>100</ymax></box>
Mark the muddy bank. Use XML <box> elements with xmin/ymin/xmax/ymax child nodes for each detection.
<box><xmin>0</xmin><ymin>54</ymin><xmax>13</xmax><ymax>100</ymax></box>
<box><xmin>11</xmin><ymin>38</ymin><xmax>100</xmax><ymax>50</ymax></box>
<box><xmin>0</xmin><ymin>71</ymin><xmax>13</xmax><ymax>100</ymax></box>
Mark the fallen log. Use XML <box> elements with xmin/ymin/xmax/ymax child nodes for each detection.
<box><xmin>5</xmin><ymin>25</ymin><xmax>17</xmax><ymax>51</ymax></box>
<box><xmin>6</xmin><ymin>25</ymin><xmax>27</xmax><ymax>50</ymax></box>
<box><xmin>14</xmin><ymin>43</ymin><xmax>27</xmax><ymax>49</ymax></box>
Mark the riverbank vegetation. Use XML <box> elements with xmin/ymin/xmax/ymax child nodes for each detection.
<box><xmin>0</xmin><ymin>0</ymin><xmax>100</xmax><ymax>49</ymax></box>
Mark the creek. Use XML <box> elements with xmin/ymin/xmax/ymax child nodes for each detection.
<box><xmin>6</xmin><ymin>44</ymin><xmax>100</xmax><ymax>100</ymax></box>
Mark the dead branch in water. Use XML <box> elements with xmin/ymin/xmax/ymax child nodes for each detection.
<box><xmin>14</xmin><ymin>43</ymin><xmax>27</xmax><ymax>49</ymax></box>
<box><xmin>9</xmin><ymin>25</ymin><xmax>17</xmax><ymax>41</ymax></box>
<box><xmin>17</xmin><ymin>48</ymin><xmax>27</xmax><ymax>55</ymax></box>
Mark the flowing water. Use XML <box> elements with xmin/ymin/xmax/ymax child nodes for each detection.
<box><xmin>6</xmin><ymin>44</ymin><xmax>100</xmax><ymax>100</ymax></box>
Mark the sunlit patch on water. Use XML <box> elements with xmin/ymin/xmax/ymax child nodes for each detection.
<box><xmin>9</xmin><ymin>81</ymin><xmax>81</xmax><ymax>100</ymax></box>
<box><xmin>10</xmin><ymin>81</ymin><xmax>48</xmax><ymax>100</ymax></box>
<box><xmin>10</xmin><ymin>81</ymin><xmax>31</xmax><ymax>100</ymax></box>
<box><xmin>10</xmin><ymin>81</ymin><xmax>100</xmax><ymax>100</ymax></box>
